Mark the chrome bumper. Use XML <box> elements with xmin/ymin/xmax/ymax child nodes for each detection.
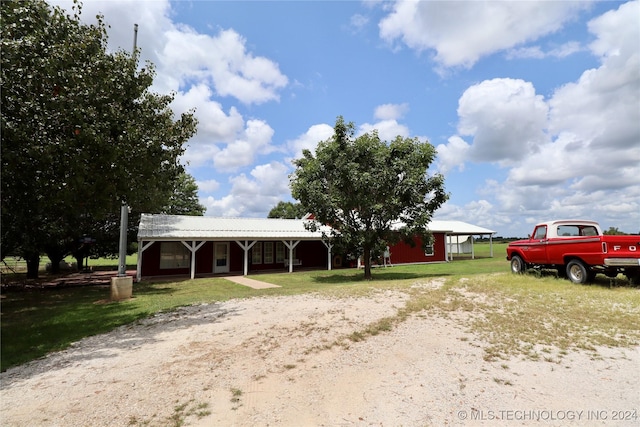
<box><xmin>604</xmin><ymin>258</ymin><xmax>640</xmax><ymax>267</ymax></box>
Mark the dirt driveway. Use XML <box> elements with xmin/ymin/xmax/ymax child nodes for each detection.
<box><xmin>1</xmin><ymin>281</ymin><xmax>639</xmax><ymax>426</ymax></box>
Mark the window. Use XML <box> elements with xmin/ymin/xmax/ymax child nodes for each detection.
<box><xmin>252</xmin><ymin>242</ymin><xmax>262</xmax><ymax>264</ymax></box>
<box><xmin>558</xmin><ymin>225</ymin><xmax>599</xmax><ymax>237</ymax></box>
<box><xmin>424</xmin><ymin>244</ymin><xmax>434</xmax><ymax>256</ymax></box>
<box><xmin>557</xmin><ymin>225</ymin><xmax>579</xmax><ymax>237</ymax></box>
<box><xmin>160</xmin><ymin>242</ymin><xmax>190</xmax><ymax>269</ymax></box>
<box><xmin>534</xmin><ymin>226</ymin><xmax>547</xmax><ymax>240</ymax></box>
<box><xmin>276</xmin><ymin>242</ymin><xmax>285</xmax><ymax>263</ymax></box>
<box><xmin>264</xmin><ymin>242</ymin><xmax>274</xmax><ymax>264</ymax></box>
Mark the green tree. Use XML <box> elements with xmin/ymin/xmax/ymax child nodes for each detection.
<box><xmin>603</xmin><ymin>227</ymin><xmax>627</xmax><ymax>235</ymax></box>
<box><xmin>290</xmin><ymin>116</ymin><xmax>449</xmax><ymax>280</ymax></box>
<box><xmin>268</xmin><ymin>201</ymin><xmax>306</xmax><ymax>219</ymax></box>
<box><xmin>1</xmin><ymin>0</ymin><xmax>197</xmax><ymax>278</ymax></box>
<box><xmin>163</xmin><ymin>172</ymin><xmax>206</xmax><ymax>216</ymax></box>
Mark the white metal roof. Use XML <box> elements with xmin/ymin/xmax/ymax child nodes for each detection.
<box><xmin>390</xmin><ymin>219</ymin><xmax>495</xmax><ymax>235</ymax></box>
<box><xmin>137</xmin><ymin>214</ymin><xmax>330</xmax><ymax>241</ymax></box>
<box><xmin>427</xmin><ymin>220</ymin><xmax>496</xmax><ymax>235</ymax></box>
<box><xmin>138</xmin><ymin>214</ymin><xmax>496</xmax><ymax>241</ymax></box>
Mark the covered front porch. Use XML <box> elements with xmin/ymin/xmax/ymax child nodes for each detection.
<box><xmin>136</xmin><ymin>214</ymin><xmax>335</xmax><ymax>281</ymax></box>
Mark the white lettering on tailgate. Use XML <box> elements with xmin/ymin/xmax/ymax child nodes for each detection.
<box><xmin>613</xmin><ymin>245</ymin><xmax>637</xmax><ymax>251</ymax></box>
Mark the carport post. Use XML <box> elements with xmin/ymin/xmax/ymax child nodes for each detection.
<box><xmin>322</xmin><ymin>241</ymin><xmax>333</xmax><ymax>271</ymax></box>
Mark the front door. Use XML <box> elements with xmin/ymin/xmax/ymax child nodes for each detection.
<box><xmin>214</xmin><ymin>242</ymin><xmax>230</xmax><ymax>273</ymax></box>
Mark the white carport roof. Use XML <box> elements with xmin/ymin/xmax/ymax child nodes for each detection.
<box><xmin>390</xmin><ymin>219</ymin><xmax>495</xmax><ymax>236</ymax></box>
<box><xmin>137</xmin><ymin>213</ymin><xmax>329</xmax><ymax>241</ymax></box>
<box><xmin>426</xmin><ymin>220</ymin><xmax>496</xmax><ymax>236</ymax></box>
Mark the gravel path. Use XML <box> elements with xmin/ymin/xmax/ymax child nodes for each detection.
<box><xmin>1</xmin><ymin>283</ymin><xmax>638</xmax><ymax>426</ymax></box>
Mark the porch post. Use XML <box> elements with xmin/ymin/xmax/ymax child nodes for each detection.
<box><xmin>181</xmin><ymin>240</ymin><xmax>206</xmax><ymax>279</ymax></box>
<box><xmin>136</xmin><ymin>240</ymin><xmax>155</xmax><ymax>282</ymax></box>
<box><xmin>283</xmin><ymin>240</ymin><xmax>300</xmax><ymax>273</ymax></box>
<box><xmin>235</xmin><ymin>240</ymin><xmax>256</xmax><ymax>276</ymax></box>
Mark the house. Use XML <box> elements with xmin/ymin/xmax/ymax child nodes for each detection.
<box><xmin>136</xmin><ymin>214</ymin><xmax>495</xmax><ymax>280</ymax></box>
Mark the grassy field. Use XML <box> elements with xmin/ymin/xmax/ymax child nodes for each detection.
<box><xmin>2</xmin><ymin>243</ymin><xmax>639</xmax><ymax>371</ymax></box>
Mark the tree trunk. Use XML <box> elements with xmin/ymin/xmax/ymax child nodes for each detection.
<box><xmin>363</xmin><ymin>246</ymin><xmax>372</xmax><ymax>280</ymax></box>
<box><xmin>75</xmin><ymin>254</ymin><xmax>85</xmax><ymax>272</ymax></box>
<box><xmin>25</xmin><ymin>252</ymin><xmax>40</xmax><ymax>279</ymax></box>
<box><xmin>45</xmin><ymin>246</ymin><xmax>66</xmax><ymax>274</ymax></box>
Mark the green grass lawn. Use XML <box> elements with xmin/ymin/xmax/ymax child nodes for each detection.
<box><xmin>2</xmin><ymin>243</ymin><xmax>639</xmax><ymax>371</ymax></box>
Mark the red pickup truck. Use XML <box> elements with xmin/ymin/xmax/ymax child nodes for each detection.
<box><xmin>506</xmin><ymin>220</ymin><xmax>640</xmax><ymax>284</ymax></box>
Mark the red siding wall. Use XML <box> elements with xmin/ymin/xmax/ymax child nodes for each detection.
<box><xmin>140</xmin><ymin>241</ymin><xmax>189</xmax><ymax>277</ymax></box>
<box><xmin>246</xmin><ymin>241</ymin><xmax>328</xmax><ymax>272</ymax></box>
<box><xmin>387</xmin><ymin>232</ymin><xmax>447</xmax><ymax>264</ymax></box>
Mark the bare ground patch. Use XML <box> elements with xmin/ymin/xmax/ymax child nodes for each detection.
<box><xmin>2</xmin><ymin>285</ymin><xmax>638</xmax><ymax>427</ymax></box>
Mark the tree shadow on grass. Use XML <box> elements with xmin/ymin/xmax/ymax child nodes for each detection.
<box><xmin>312</xmin><ymin>271</ymin><xmax>451</xmax><ymax>284</ymax></box>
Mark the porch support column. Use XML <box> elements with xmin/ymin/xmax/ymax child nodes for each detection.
<box><xmin>283</xmin><ymin>240</ymin><xmax>300</xmax><ymax>273</ymax></box>
<box><xmin>181</xmin><ymin>240</ymin><xmax>206</xmax><ymax>280</ymax></box>
<box><xmin>136</xmin><ymin>240</ymin><xmax>155</xmax><ymax>282</ymax></box>
<box><xmin>322</xmin><ymin>241</ymin><xmax>333</xmax><ymax>271</ymax></box>
<box><xmin>235</xmin><ymin>240</ymin><xmax>256</xmax><ymax>276</ymax></box>
<box><xmin>489</xmin><ymin>235</ymin><xmax>494</xmax><ymax>257</ymax></box>
<box><xmin>471</xmin><ymin>236</ymin><xmax>475</xmax><ymax>260</ymax></box>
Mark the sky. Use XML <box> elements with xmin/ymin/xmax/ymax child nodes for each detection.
<box><xmin>51</xmin><ymin>0</ymin><xmax>639</xmax><ymax>237</ymax></box>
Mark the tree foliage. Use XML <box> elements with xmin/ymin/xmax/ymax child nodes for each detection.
<box><xmin>268</xmin><ymin>201</ymin><xmax>306</xmax><ymax>219</ymax></box>
<box><xmin>163</xmin><ymin>172</ymin><xmax>206</xmax><ymax>216</ymax></box>
<box><xmin>290</xmin><ymin>116</ymin><xmax>449</xmax><ymax>279</ymax></box>
<box><xmin>603</xmin><ymin>227</ymin><xmax>628</xmax><ymax>235</ymax></box>
<box><xmin>1</xmin><ymin>0</ymin><xmax>198</xmax><ymax>277</ymax></box>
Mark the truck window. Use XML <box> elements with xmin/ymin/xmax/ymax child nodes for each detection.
<box><xmin>533</xmin><ymin>226</ymin><xmax>547</xmax><ymax>240</ymax></box>
<box><xmin>557</xmin><ymin>225</ymin><xmax>599</xmax><ymax>236</ymax></box>
<box><xmin>557</xmin><ymin>225</ymin><xmax>579</xmax><ymax>237</ymax></box>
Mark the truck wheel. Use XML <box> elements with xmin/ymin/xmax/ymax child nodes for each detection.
<box><xmin>510</xmin><ymin>255</ymin><xmax>526</xmax><ymax>274</ymax></box>
<box><xmin>566</xmin><ymin>260</ymin><xmax>590</xmax><ymax>284</ymax></box>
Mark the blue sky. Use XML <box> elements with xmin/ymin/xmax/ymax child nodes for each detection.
<box><xmin>53</xmin><ymin>0</ymin><xmax>639</xmax><ymax>237</ymax></box>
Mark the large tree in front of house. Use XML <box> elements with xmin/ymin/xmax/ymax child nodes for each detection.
<box><xmin>1</xmin><ymin>0</ymin><xmax>197</xmax><ymax>278</ymax></box>
<box><xmin>290</xmin><ymin>116</ymin><xmax>449</xmax><ymax>280</ymax></box>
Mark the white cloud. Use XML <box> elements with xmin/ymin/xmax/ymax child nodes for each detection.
<box><xmin>443</xmin><ymin>78</ymin><xmax>549</xmax><ymax>167</ymax></box>
<box><xmin>196</xmin><ymin>179</ymin><xmax>220</xmax><ymax>193</ymax></box>
<box><xmin>181</xmin><ymin>144</ymin><xmax>220</xmax><ymax>168</ymax></box>
<box><xmin>350</xmin><ymin>13</ymin><xmax>369</xmax><ymax>32</ymax></box>
<box><xmin>202</xmin><ymin>162</ymin><xmax>291</xmax><ymax>217</ymax></box>
<box><xmin>435</xmin><ymin>136</ymin><xmax>470</xmax><ymax>174</ymax></box>
<box><xmin>213</xmin><ymin>120</ymin><xmax>276</xmax><ymax>172</ymax></box>
<box><xmin>358</xmin><ymin>119</ymin><xmax>410</xmax><ymax>141</ymax></box>
<box><xmin>550</xmin><ymin>0</ymin><xmax>640</xmax><ymax>151</ymax></box>
<box><xmin>287</xmin><ymin>124</ymin><xmax>335</xmax><ymax>162</ymax></box>
<box><xmin>507</xmin><ymin>41</ymin><xmax>583</xmax><ymax>60</ymax></box>
<box><xmin>171</xmin><ymin>84</ymin><xmax>245</xmax><ymax>143</ymax></box>
<box><xmin>439</xmin><ymin>2</ymin><xmax>640</xmax><ymax>236</ymax></box>
<box><xmin>159</xmin><ymin>27</ymin><xmax>288</xmax><ymax>105</ymax></box>
<box><xmin>374</xmin><ymin>103</ymin><xmax>409</xmax><ymax>120</ymax></box>
<box><xmin>378</xmin><ymin>1</ymin><xmax>589</xmax><ymax>68</ymax></box>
